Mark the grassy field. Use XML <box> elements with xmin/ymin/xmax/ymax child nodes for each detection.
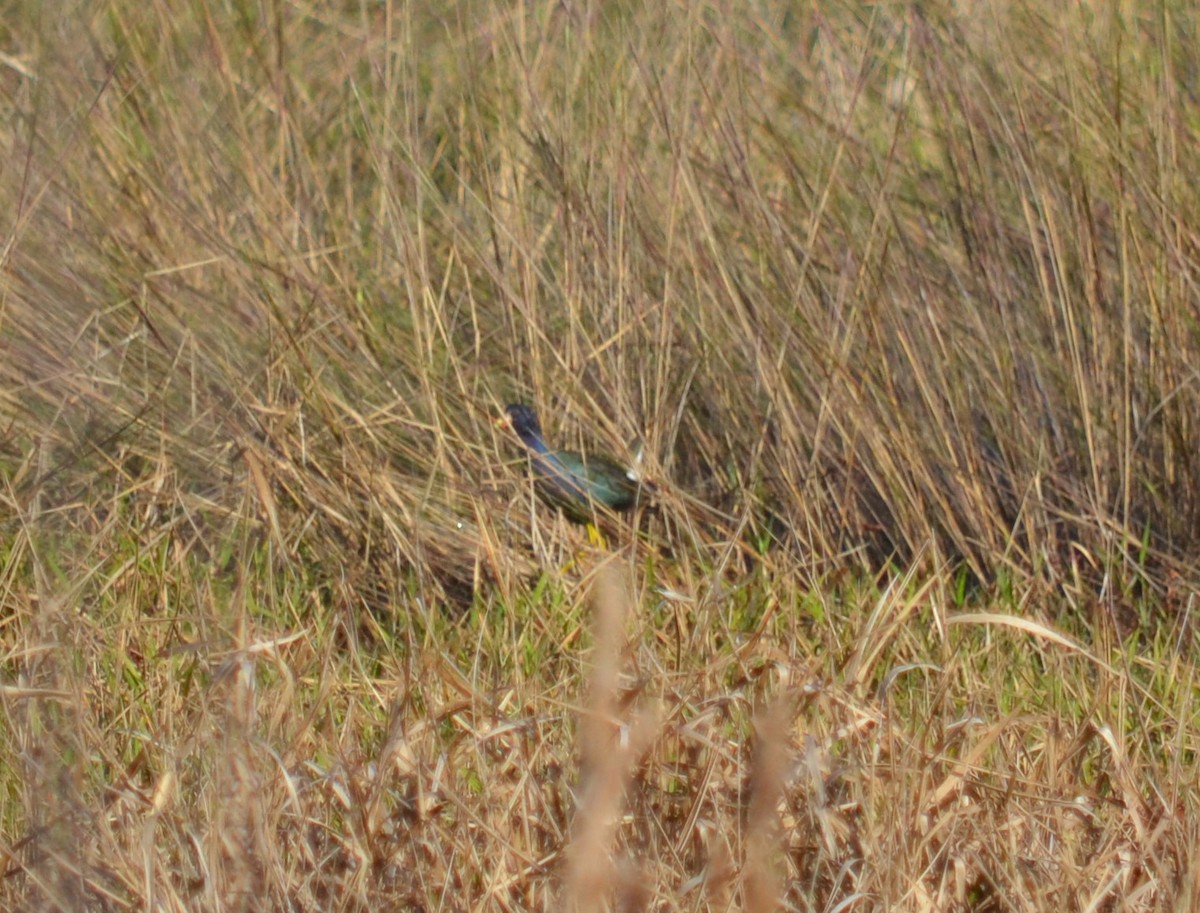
<box><xmin>3</xmin><ymin>1</ymin><xmax>1200</xmax><ymax>910</ymax></box>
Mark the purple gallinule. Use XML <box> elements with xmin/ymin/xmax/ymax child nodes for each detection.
<box><xmin>498</xmin><ymin>403</ymin><xmax>649</xmax><ymax>525</ymax></box>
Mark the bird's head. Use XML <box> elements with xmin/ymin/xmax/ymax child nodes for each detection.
<box><xmin>496</xmin><ymin>403</ymin><xmax>544</xmax><ymax>445</ymax></box>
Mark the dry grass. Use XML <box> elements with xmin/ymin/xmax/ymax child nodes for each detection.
<box><xmin>2</xmin><ymin>1</ymin><xmax>1200</xmax><ymax>910</ymax></box>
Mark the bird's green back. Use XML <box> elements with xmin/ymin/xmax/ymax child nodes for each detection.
<box><xmin>532</xmin><ymin>449</ymin><xmax>639</xmax><ymax>521</ymax></box>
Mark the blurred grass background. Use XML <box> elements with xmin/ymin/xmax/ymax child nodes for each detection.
<box><xmin>2</xmin><ymin>2</ymin><xmax>1200</xmax><ymax>911</ymax></box>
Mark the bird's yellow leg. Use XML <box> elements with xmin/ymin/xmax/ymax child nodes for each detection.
<box><xmin>586</xmin><ymin>521</ymin><xmax>608</xmax><ymax>549</ymax></box>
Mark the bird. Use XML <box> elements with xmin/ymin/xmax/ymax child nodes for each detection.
<box><xmin>497</xmin><ymin>403</ymin><xmax>649</xmax><ymax>526</ymax></box>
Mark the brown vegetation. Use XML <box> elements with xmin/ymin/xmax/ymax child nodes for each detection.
<box><xmin>2</xmin><ymin>2</ymin><xmax>1199</xmax><ymax>911</ymax></box>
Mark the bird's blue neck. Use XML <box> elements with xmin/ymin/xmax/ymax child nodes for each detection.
<box><xmin>519</xmin><ymin>432</ymin><xmax>591</xmax><ymax>501</ymax></box>
<box><xmin>517</xmin><ymin>428</ymin><xmax>552</xmax><ymax>456</ymax></box>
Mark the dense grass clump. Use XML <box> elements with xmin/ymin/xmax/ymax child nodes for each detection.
<box><xmin>2</xmin><ymin>2</ymin><xmax>1200</xmax><ymax>911</ymax></box>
